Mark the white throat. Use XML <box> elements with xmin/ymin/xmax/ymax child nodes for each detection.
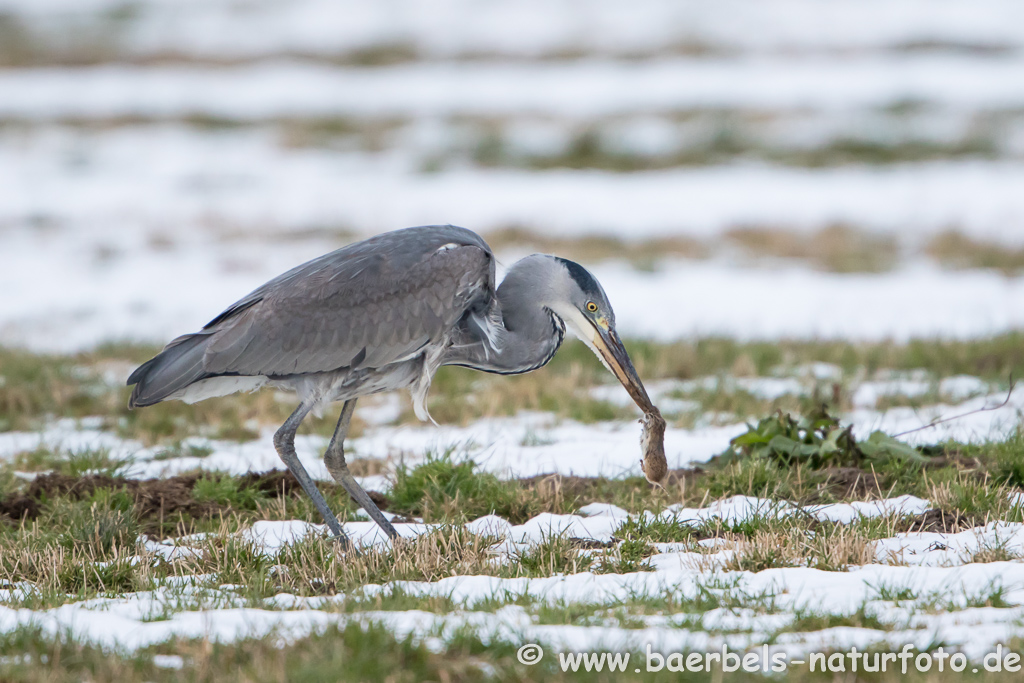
<box><xmin>549</xmin><ymin>302</ymin><xmax>614</xmax><ymax>375</ymax></box>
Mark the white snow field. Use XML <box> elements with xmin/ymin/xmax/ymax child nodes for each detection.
<box><xmin>2</xmin><ymin>1</ymin><xmax>1024</xmax><ymax>353</ymax></box>
<box><xmin>5</xmin><ymin>126</ymin><xmax>1024</xmax><ymax>244</ymax></box>
<box><xmin>2</xmin><ymin>1</ymin><xmax>1024</xmax><ymax>352</ymax></box>
<box><xmin>5</xmin><ymin>237</ymin><xmax>1024</xmax><ymax>351</ymax></box>
<box><xmin>4</xmin><ymin>57</ymin><xmax>1024</xmax><ymax>119</ymax></box>
<box><xmin>3</xmin><ymin>0</ymin><xmax>1024</xmax><ymax>60</ymax></box>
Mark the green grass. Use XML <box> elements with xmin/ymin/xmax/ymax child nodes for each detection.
<box><xmin>775</xmin><ymin>606</ymin><xmax>889</xmax><ymax>636</ymax></box>
<box><xmin>192</xmin><ymin>474</ymin><xmax>269</xmax><ymax>510</ymax></box>
<box><xmin>3</xmin><ymin>446</ymin><xmax>132</xmax><ymax>477</ymax></box>
<box><xmin>3</xmin><ymin>469</ymin><xmax>1024</xmax><ymax>680</ymax></box>
<box><xmin>4</xmin><ymin>426</ymin><xmax>1024</xmax><ymax>542</ymax></box>
<box><xmin>593</xmin><ymin>536</ymin><xmax>655</xmax><ymax>574</ymax></box>
<box><xmin>0</xmin><ymin>622</ymin><xmax>511</xmax><ymax>683</ymax></box>
<box><xmin>0</xmin><ymin>346</ymin><xmax>138</xmax><ymax>432</ymax></box>
<box><xmin>613</xmin><ymin>514</ymin><xmax>696</xmax><ymax>544</ymax></box>
<box><xmin>6</xmin><ymin>622</ymin><xmax>1024</xmax><ymax>683</ymax></box>
<box><xmin>869</xmin><ymin>581</ymin><xmax>919</xmax><ymax>605</ymax></box>
<box><xmin>389</xmin><ymin>450</ymin><xmax>541</xmax><ymax>523</ymax></box>
<box><xmin>919</xmin><ymin>580</ymin><xmax>1012</xmax><ymax>612</ymax></box>
<box><xmin>512</xmin><ymin>533</ymin><xmax>595</xmax><ymax>576</ymax></box>
<box><xmin>3</xmin><ymin>343</ymin><xmax>1024</xmax><ymax>603</ymax></box>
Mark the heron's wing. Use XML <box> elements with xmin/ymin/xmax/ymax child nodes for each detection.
<box><xmin>200</xmin><ymin>226</ymin><xmax>495</xmax><ymax>377</ymax></box>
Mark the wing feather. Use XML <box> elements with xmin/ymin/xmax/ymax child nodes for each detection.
<box><xmin>200</xmin><ymin>226</ymin><xmax>495</xmax><ymax>378</ymax></box>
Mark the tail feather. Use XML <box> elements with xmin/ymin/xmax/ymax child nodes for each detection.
<box><xmin>127</xmin><ymin>333</ymin><xmax>213</xmax><ymax>408</ymax></box>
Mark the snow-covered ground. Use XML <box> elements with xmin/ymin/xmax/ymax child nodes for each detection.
<box><xmin>5</xmin><ymin>127</ymin><xmax>1024</xmax><ymax>240</ymax></box>
<box><xmin>5</xmin><ymin>126</ymin><xmax>1024</xmax><ymax>244</ymax></box>
<box><xmin>1</xmin><ymin>1</ymin><xmax>1023</xmax><ymax>350</ymax></box>
<box><xmin>1</xmin><ymin>13</ymin><xmax>1023</xmax><ymax>351</ymax></box>
<box><xmin>4</xmin><ymin>0</ymin><xmax>1024</xmax><ymax>670</ymax></box>
<box><xmin>5</xmin><ymin>57</ymin><xmax>1024</xmax><ymax>118</ymax></box>
<box><xmin>4</xmin><ymin>0</ymin><xmax>1024</xmax><ymax>60</ymax></box>
<box><xmin>5</xmin><ymin>496</ymin><xmax>1024</xmax><ymax>660</ymax></box>
<box><xmin>6</xmin><ymin>236</ymin><xmax>1024</xmax><ymax>351</ymax></box>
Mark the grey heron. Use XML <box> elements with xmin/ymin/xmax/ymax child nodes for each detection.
<box><xmin>128</xmin><ymin>225</ymin><xmax>661</xmax><ymax>547</ymax></box>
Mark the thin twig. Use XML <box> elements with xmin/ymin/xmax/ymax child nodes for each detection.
<box><xmin>893</xmin><ymin>374</ymin><xmax>1015</xmax><ymax>438</ymax></box>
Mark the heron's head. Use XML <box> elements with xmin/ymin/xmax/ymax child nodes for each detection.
<box><xmin>541</xmin><ymin>256</ymin><xmax>656</xmax><ymax>412</ymax></box>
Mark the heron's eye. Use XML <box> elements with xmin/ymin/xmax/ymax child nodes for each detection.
<box><xmin>586</xmin><ymin>301</ymin><xmax>598</xmax><ymax>313</ymax></box>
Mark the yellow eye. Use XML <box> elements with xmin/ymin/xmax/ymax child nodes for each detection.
<box><xmin>586</xmin><ymin>301</ymin><xmax>598</xmax><ymax>313</ymax></box>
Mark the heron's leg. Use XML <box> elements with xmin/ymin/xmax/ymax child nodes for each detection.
<box><xmin>324</xmin><ymin>399</ymin><xmax>399</xmax><ymax>540</ymax></box>
<box><xmin>273</xmin><ymin>403</ymin><xmax>351</xmax><ymax>548</ymax></box>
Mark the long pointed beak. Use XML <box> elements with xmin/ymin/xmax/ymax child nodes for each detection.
<box><xmin>589</xmin><ymin>324</ymin><xmax>656</xmax><ymax>413</ymax></box>
<box><xmin>582</xmin><ymin>317</ymin><xmax>668</xmax><ymax>485</ymax></box>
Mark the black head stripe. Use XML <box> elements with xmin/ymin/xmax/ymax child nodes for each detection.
<box><xmin>555</xmin><ymin>257</ymin><xmax>602</xmax><ymax>298</ymax></box>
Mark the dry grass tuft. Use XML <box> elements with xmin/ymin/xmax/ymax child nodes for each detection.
<box><xmin>925</xmin><ymin>473</ymin><xmax>1022</xmax><ymax>524</ymax></box>
<box><xmin>487</xmin><ymin>226</ymin><xmax>707</xmax><ymax>269</ymax></box>
<box><xmin>178</xmin><ymin>523</ymin><xmax>505</xmax><ymax>595</ymax></box>
<box><xmin>927</xmin><ymin>231</ymin><xmax>1024</xmax><ymax>274</ymax></box>
<box><xmin>725</xmin><ymin>224</ymin><xmax>899</xmax><ymax>273</ymax></box>
<box><xmin>723</xmin><ymin>524</ymin><xmax>876</xmax><ymax>573</ymax></box>
<box><xmin>0</xmin><ymin>515</ymin><xmax>154</xmax><ymax>601</ymax></box>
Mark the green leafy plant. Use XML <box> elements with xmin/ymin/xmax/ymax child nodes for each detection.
<box><xmin>722</xmin><ymin>406</ymin><xmax>930</xmax><ymax>469</ymax></box>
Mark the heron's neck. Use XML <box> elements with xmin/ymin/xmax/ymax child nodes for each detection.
<box><xmin>490</xmin><ymin>300</ymin><xmax>566</xmax><ymax>375</ymax></box>
<box><xmin>445</xmin><ymin>256</ymin><xmax>567</xmax><ymax>374</ymax></box>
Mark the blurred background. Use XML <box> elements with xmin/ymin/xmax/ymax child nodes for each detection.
<box><xmin>2</xmin><ymin>0</ymin><xmax>1024</xmax><ymax>352</ymax></box>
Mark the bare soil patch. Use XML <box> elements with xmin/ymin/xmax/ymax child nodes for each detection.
<box><xmin>0</xmin><ymin>470</ymin><xmax>394</xmax><ymax>531</ymax></box>
<box><xmin>904</xmin><ymin>508</ymin><xmax>974</xmax><ymax>533</ymax></box>
<box><xmin>808</xmin><ymin>467</ymin><xmax>885</xmax><ymax>502</ymax></box>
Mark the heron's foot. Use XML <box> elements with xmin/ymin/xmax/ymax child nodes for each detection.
<box><xmin>327</xmin><ymin>459</ymin><xmax>400</xmax><ymax>540</ymax></box>
<box><xmin>326</xmin><ymin>529</ymin><xmax>355</xmax><ymax>551</ymax></box>
<box><xmin>277</xmin><ymin>461</ymin><xmax>352</xmax><ymax>549</ymax></box>
<box><xmin>323</xmin><ymin>398</ymin><xmax>399</xmax><ymax>540</ymax></box>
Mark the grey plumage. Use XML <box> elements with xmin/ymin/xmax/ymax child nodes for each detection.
<box><xmin>128</xmin><ymin>224</ymin><xmax>654</xmax><ymax>547</ymax></box>
<box><xmin>129</xmin><ymin>225</ymin><xmax>496</xmax><ymax>417</ymax></box>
